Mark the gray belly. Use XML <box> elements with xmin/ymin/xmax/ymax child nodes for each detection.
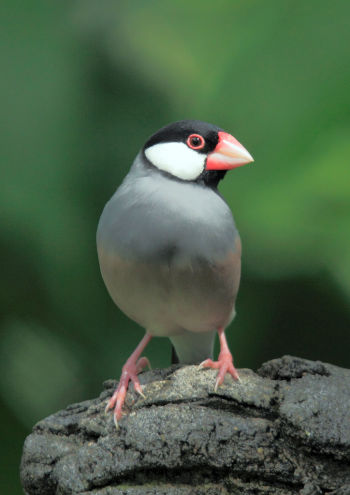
<box><xmin>97</xmin><ymin>245</ymin><xmax>241</xmax><ymax>337</ymax></box>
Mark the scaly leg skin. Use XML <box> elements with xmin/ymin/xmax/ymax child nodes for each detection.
<box><xmin>105</xmin><ymin>333</ymin><xmax>152</xmax><ymax>429</ymax></box>
<box><xmin>199</xmin><ymin>327</ymin><xmax>240</xmax><ymax>391</ymax></box>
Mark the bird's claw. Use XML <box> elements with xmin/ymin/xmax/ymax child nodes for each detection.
<box><xmin>199</xmin><ymin>352</ymin><xmax>239</xmax><ymax>391</ymax></box>
<box><xmin>198</xmin><ymin>360</ymin><xmax>208</xmax><ymax>371</ymax></box>
<box><xmin>198</xmin><ymin>358</ymin><xmax>216</xmax><ymax>370</ymax></box>
<box><xmin>136</xmin><ymin>356</ymin><xmax>151</xmax><ymax>373</ymax></box>
<box><xmin>105</xmin><ymin>357</ymin><xmax>150</xmax><ymax>429</ymax></box>
<box><xmin>135</xmin><ymin>385</ymin><xmax>146</xmax><ymax>399</ymax></box>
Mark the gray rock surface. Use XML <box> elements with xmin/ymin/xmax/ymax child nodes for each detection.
<box><xmin>21</xmin><ymin>356</ymin><xmax>350</xmax><ymax>494</ymax></box>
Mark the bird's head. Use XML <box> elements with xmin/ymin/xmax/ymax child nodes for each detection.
<box><xmin>143</xmin><ymin>120</ymin><xmax>254</xmax><ymax>187</ymax></box>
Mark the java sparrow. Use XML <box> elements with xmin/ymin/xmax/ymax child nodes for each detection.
<box><xmin>97</xmin><ymin>120</ymin><xmax>254</xmax><ymax>427</ymax></box>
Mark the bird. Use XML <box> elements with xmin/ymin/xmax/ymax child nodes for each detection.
<box><xmin>96</xmin><ymin>120</ymin><xmax>254</xmax><ymax>427</ymax></box>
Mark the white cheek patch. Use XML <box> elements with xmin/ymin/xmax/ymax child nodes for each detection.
<box><xmin>145</xmin><ymin>142</ymin><xmax>206</xmax><ymax>181</ymax></box>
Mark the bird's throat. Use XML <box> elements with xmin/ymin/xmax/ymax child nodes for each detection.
<box><xmin>198</xmin><ymin>169</ymin><xmax>227</xmax><ymax>189</ymax></box>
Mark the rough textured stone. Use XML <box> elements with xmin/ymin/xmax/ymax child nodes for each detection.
<box><xmin>21</xmin><ymin>356</ymin><xmax>350</xmax><ymax>494</ymax></box>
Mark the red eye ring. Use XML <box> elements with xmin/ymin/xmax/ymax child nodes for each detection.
<box><xmin>186</xmin><ymin>134</ymin><xmax>205</xmax><ymax>150</ymax></box>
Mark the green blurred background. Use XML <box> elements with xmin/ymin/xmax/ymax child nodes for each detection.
<box><xmin>1</xmin><ymin>1</ymin><xmax>350</xmax><ymax>492</ymax></box>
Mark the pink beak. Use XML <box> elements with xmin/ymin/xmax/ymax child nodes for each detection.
<box><xmin>206</xmin><ymin>131</ymin><xmax>254</xmax><ymax>170</ymax></box>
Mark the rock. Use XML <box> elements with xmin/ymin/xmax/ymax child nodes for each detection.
<box><xmin>20</xmin><ymin>356</ymin><xmax>350</xmax><ymax>494</ymax></box>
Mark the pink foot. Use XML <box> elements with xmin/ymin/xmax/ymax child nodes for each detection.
<box><xmin>199</xmin><ymin>351</ymin><xmax>240</xmax><ymax>391</ymax></box>
<box><xmin>199</xmin><ymin>327</ymin><xmax>239</xmax><ymax>391</ymax></box>
<box><xmin>105</xmin><ymin>334</ymin><xmax>152</xmax><ymax>428</ymax></box>
<box><xmin>105</xmin><ymin>356</ymin><xmax>150</xmax><ymax>428</ymax></box>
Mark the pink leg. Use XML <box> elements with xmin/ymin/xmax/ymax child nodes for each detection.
<box><xmin>105</xmin><ymin>333</ymin><xmax>152</xmax><ymax>428</ymax></box>
<box><xmin>199</xmin><ymin>327</ymin><xmax>239</xmax><ymax>391</ymax></box>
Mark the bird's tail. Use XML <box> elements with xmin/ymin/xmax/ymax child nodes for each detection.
<box><xmin>170</xmin><ymin>330</ymin><xmax>216</xmax><ymax>364</ymax></box>
<box><xmin>171</xmin><ymin>345</ymin><xmax>179</xmax><ymax>364</ymax></box>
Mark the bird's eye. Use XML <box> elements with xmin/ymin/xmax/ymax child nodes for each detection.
<box><xmin>187</xmin><ymin>134</ymin><xmax>205</xmax><ymax>150</ymax></box>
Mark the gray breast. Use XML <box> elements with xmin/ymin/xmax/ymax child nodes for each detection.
<box><xmin>97</xmin><ymin>154</ymin><xmax>238</xmax><ymax>265</ymax></box>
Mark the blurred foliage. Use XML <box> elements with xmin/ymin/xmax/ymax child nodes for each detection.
<box><xmin>1</xmin><ymin>1</ymin><xmax>350</xmax><ymax>493</ymax></box>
